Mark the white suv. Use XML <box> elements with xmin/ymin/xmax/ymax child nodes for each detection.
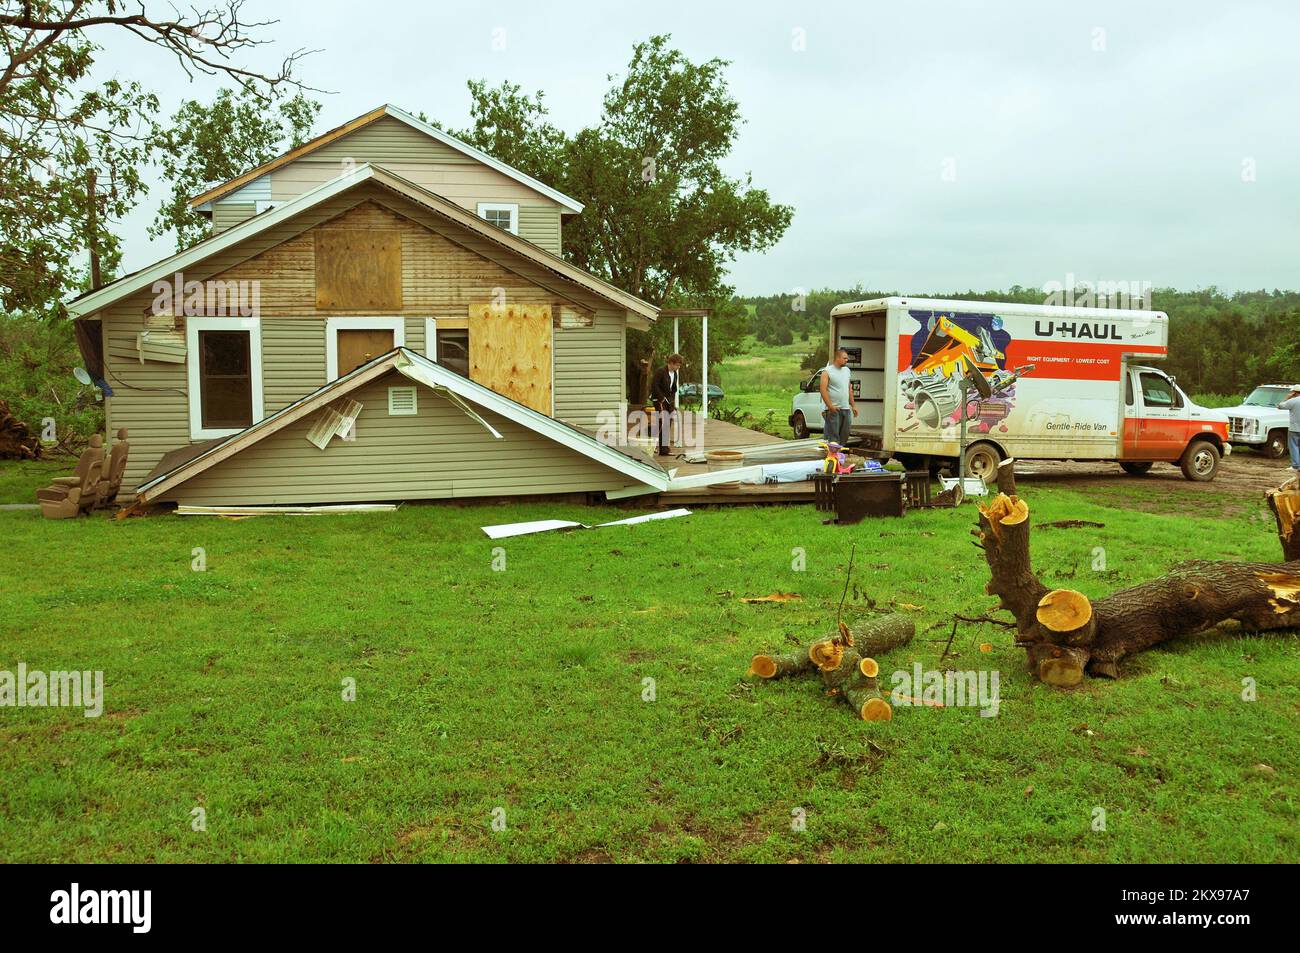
<box><xmin>1225</xmin><ymin>384</ymin><xmax>1298</xmax><ymax>458</ymax></box>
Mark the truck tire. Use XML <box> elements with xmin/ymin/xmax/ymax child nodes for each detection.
<box><xmin>1120</xmin><ymin>461</ymin><xmax>1153</xmax><ymax>476</ymax></box>
<box><xmin>791</xmin><ymin>411</ymin><xmax>809</xmax><ymax>439</ymax></box>
<box><xmin>1264</xmin><ymin>430</ymin><xmax>1287</xmax><ymax>459</ymax></box>
<box><xmin>963</xmin><ymin>442</ymin><xmax>1002</xmax><ymax>484</ymax></box>
<box><xmin>1180</xmin><ymin>439</ymin><xmax>1221</xmax><ymax>481</ymax></box>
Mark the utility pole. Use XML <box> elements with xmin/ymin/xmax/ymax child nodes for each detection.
<box><xmin>86</xmin><ymin>169</ymin><xmax>101</xmax><ymax>291</ymax></box>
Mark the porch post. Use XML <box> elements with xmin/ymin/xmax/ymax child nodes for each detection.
<box><xmin>702</xmin><ymin>313</ymin><xmax>709</xmax><ymax>420</ymax></box>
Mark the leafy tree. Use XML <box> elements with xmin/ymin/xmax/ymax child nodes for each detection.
<box><xmin>443</xmin><ymin>35</ymin><xmax>793</xmax><ymax>381</ymax></box>
<box><xmin>151</xmin><ymin>87</ymin><xmax>321</xmax><ymax>249</ymax></box>
<box><xmin>0</xmin><ymin>1</ymin><xmax>311</xmax><ymax>317</ymax></box>
<box><xmin>0</xmin><ymin>28</ymin><xmax>157</xmax><ymax>317</ymax></box>
<box><xmin>0</xmin><ymin>310</ymin><xmax>102</xmax><ymax>445</ymax></box>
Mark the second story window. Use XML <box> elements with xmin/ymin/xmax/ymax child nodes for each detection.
<box><xmin>476</xmin><ymin>203</ymin><xmax>518</xmax><ymax>235</ymax></box>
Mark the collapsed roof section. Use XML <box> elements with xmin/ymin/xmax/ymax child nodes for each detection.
<box><xmin>135</xmin><ymin>347</ymin><xmax>669</xmax><ymax>504</ymax></box>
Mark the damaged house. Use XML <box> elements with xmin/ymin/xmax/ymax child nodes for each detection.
<box><xmin>67</xmin><ymin>105</ymin><xmax>667</xmax><ymax>505</ymax></box>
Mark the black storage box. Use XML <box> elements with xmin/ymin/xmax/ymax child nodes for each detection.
<box><xmin>833</xmin><ymin>472</ymin><xmax>905</xmax><ymax>522</ymax></box>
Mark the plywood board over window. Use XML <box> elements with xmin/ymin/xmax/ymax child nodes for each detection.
<box><xmin>468</xmin><ymin>303</ymin><xmax>553</xmax><ymax>415</ymax></box>
<box><xmin>314</xmin><ymin>229</ymin><xmax>402</xmax><ymax>310</ymax></box>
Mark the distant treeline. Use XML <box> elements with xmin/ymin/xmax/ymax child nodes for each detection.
<box><xmin>741</xmin><ymin>287</ymin><xmax>1300</xmax><ymax>396</ymax></box>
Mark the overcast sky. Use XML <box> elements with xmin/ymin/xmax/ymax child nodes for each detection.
<box><xmin>97</xmin><ymin>0</ymin><xmax>1300</xmax><ymax>296</ymax></box>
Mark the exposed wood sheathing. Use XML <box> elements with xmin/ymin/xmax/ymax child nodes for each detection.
<box><xmin>469</xmin><ymin>303</ymin><xmax>553</xmax><ymax>414</ymax></box>
<box><xmin>314</xmin><ymin>228</ymin><xmax>403</xmax><ymax>310</ymax></box>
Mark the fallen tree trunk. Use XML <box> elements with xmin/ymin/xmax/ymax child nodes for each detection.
<box><xmin>749</xmin><ymin>614</ymin><xmax>913</xmax><ymax>720</ymax></box>
<box><xmin>975</xmin><ymin>459</ymin><xmax>1300</xmax><ymax>684</ymax></box>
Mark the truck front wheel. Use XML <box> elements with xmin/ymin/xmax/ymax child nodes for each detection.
<box><xmin>1264</xmin><ymin>430</ymin><xmax>1287</xmax><ymax>459</ymax></box>
<box><xmin>1180</xmin><ymin>440</ymin><xmax>1221</xmax><ymax>481</ymax></box>
<box><xmin>1120</xmin><ymin>461</ymin><xmax>1153</xmax><ymax>476</ymax></box>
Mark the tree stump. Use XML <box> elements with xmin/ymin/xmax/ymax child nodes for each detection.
<box><xmin>974</xmin><ymin>459</ymin><xmax>1300</xmax><ymax>684</ymax></box>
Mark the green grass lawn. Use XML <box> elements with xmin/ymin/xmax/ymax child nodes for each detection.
<box><xmin>0</xmin><ymin>456</ymin><xmax>65</xmax><ymax>504</ymax></box>
<box><xmin>0</xmin><ymin>459</ymin><xmax>1296</xmax><ymax>862</ymax></box>
<box><xmin>713</xmin><ymin>336</ymin><xmax>820</xmax><ymax>438</ymax></box>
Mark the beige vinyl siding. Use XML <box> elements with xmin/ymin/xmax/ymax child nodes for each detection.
<box><xmin>101</xmin><ymin>320</ymin><xmax>191</xmax><ymax>490</ymax></box>
<box><xmin>262</xmin><ymin>319</ymin><xmax>326</xmax><ymax>413</ymax></box>
<box><xmin>553</xmin><ymin>308</ymin><xmax>627</xmax><ymax>427</ymax></box>
<box><xmin>157</xmin><ymin>372</ymin><xmax>638</xmax><ymax>505</ymax></box>
<box><xmin>104</xmin><ymin>191</ymin><xmax>385</xmax><ymax>489</ymax></box>
<box><xmin>102</xmin><ymin>189</ymin><xmax>631</xmax><ymax>489</ymax></box>
<box><xmin>272</xmin><ymin>161</ymin><xmax>562</xmax><ymax>214</ymax></box>
<box><xmin>212</xmin><ymin>203</ymin><xmax>255</xmax><ymax>233</ymax></box>
<box><xmin>517</xmin><ymin>205</ymin><xmax>562</xmax><ymax>254</ymax></box>
<box><xmin>308</xmin><ymin>115</ymin><xmax>477</xmax><ymax>164</ymax></box>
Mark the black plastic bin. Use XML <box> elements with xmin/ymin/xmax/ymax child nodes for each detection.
<box><xmin>833</xmin><ymin>472</ymin><xmax>905</xmax><ymax>522</ymax></box>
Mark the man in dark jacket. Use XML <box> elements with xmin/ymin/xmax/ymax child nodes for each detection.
<box><xmin>650</xmin><ymin>353</ymin><xmax>683</xmax><ymax>456</ymax></box>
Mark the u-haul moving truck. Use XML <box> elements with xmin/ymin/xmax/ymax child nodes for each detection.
<box><xmin>820</xmin><ymin>297</ymin><xmax>1230</xmax><ymax>482</ymax></box>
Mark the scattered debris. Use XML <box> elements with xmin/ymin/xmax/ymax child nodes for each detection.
<box><xmin>0</xmin><ymin>400</ymin><xmax>41</xmax><ymax>460</ymax></box>
<box><xmin>740</xmin><ymin>592</ymin><xmax>802</xmax><ymax>604</ymax></box>
<box><xmin>481</xmin><ymin>507</ymin><xmax>691</xmax><ymax>539</ymax></box>
<box><xmin>940</xmin><ymin>476</ymin><xmax>988</xmax><ymax>498</ymax></box>
<box><xmin>1039</xmin><ymin>519</ymin><xmax>1106</xmax><ymax>529</ymax></box>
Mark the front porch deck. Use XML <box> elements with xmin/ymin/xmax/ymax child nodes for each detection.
<box><xmin>640</xmin><ymin>419</ymin><xmax>824</xmax><ymax>506</ymax></box>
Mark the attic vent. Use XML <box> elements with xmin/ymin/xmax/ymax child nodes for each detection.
<box><xmin>388</xmin><ymin>386</ymin><xmax>418</xmax><ymax>416</ymax></box>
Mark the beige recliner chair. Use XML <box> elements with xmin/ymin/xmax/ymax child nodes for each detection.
<box><xmin>97</xmin><ymin>428</ymin><xmax>130</xmax><ymax>507</ymax></box>
<box><xmin>36</xmin><ymin>435</ymin><xmax>104</xmax><ymax>519</ymax></box>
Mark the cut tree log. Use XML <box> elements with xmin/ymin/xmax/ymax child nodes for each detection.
<box><xmin>0</xmin><ymin>400</ymin><xmax>41</xmax><ymax>460</ymax></box>
<box><xmin>748</xmin><ymin>613</ymin><xmax>914</xmax><ymax>720</ymax></box>
<box><xmin>1266</xmin><ymin>488</ymin><xmax>1300</xmax><ymax>561</ymax></box>
<box><xmin>974</xmin><ymin>460</ymin><xmax>1300</xmax><ymax>684</ymax></box>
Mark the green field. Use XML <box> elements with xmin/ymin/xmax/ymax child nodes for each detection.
<box><xmin>1</xmin><ymin>458</ymin><xmax>1296</xmax><ymax>862</ymax></box>
<box><xmin>713</xmin><ymin>335</ymin><xmax>819</xmax><ymax>438</ymax></box>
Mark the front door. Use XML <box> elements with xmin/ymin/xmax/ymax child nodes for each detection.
<box><xmin>1133</xmin><ymin>369</ymin><xmax>1186</xmax><ymax>459</ymax></box>
<box><xmin>336</xmin><ymin>328</ymin><xmax>395</xmax><ymax>376</ymax></box>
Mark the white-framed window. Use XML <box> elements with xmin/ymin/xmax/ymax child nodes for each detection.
<box><xmin>476</xmin><ymin>202</ymin><xmax>519</xmax><ymax>235</ymax></box>
<box><xmin>423</xmin><ymin>317</ymin><xmax>470</xmax><ymax>377</ymax></box>
<box><xmin>185</xmin><ymin>317</ymin><xmax>264</xmax><ymax>440</ymax></box>
<box><xmin>325</xmin><ymin>317</ymin><xmax>406</xmax><ymax>381</ymax></box>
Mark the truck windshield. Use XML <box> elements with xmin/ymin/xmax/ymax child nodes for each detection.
<box><xmin>1243</xmin><ymin>386</ymin><xmax>1290</xmax><ymax>407</ymax></box>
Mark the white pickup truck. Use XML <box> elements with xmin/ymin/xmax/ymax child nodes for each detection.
<box><xmin>1225</xmin><ymin>384</ymin><xmax>1299</xmax><ymax>457</ymax></box>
